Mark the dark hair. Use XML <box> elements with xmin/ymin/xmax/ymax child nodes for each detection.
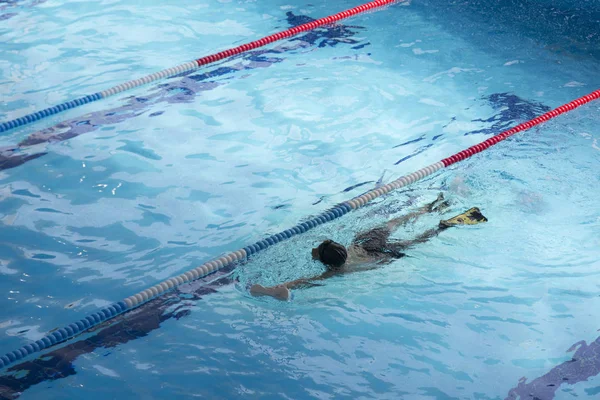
<box><xmin>317</xmin><ymin>240</ymin><xmax>347</xmax><ymax>268</ymax></box>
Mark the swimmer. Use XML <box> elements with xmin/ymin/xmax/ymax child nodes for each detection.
<box><xmin>250</xmin><ymin>194</ymin><xmax>487</xmax><ymax>300</ymax></box>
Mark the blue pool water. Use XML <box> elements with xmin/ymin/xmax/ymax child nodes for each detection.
<box><xmin>0</xmin><ymin>0</ymin><xmax>599</xmax><ymax>398</ymax></box>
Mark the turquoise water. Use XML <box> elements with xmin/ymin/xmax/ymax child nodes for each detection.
<box><xmin>0</xmin><ymin>0</ymin><xmax>599</xmax><ymax>398</ymax></box>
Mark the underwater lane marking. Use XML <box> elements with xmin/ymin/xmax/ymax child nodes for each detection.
<box><xmin>440</xmin><ymin>89</ymin><xmax>600</xmax><ymax>167</ymax></box>
<box><xmin>194</xmin><ymin>0</ymin><xmax>399</xmax><ymax>68</ymax></box>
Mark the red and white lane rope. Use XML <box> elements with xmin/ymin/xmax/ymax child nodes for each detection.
<box><xmin>344</xmin><ymin>89</ymin><xmax>600</xmax><ymax>209</ymax></box>
<box><xmin>0</xmin><ymin>0</ymin><xmax>400</xmax><ymax>133</ymax></box>
<box><xmin>1</xmin><ymin>89</ymin><xmax>597</xmax><ymax>370</ymax></box>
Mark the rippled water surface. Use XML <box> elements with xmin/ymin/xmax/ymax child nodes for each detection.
<box><xmin>0</xmin><ymin>0</ymin><xmax>599</xmax><ymax>398</ymax></box>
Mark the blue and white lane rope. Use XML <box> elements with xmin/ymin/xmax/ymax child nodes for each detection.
<box><xmin>0</xmin><ymin>161</ymin><xmax>444</xmax><ymax>370</ymax></box>
<box><xmin>0</xmin><ymin>59</ymin><xmax>202</xmax><ymax>134</ymax></box>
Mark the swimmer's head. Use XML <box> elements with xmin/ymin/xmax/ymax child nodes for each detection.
<box><xmin>312</xmin><ymin>240</ymin><xmax>347</xmax><ymax>269</ymax></box>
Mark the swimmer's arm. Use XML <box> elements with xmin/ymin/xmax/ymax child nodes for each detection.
<box><xmin>283</xmin><ymin>270</ymin><xmax>339</xmax><ymax>289</ymax></box>
<box><xmin>249</xmin><ymin>284</ymin><xmax>291</xmax><ymax>300</ymax></box>
<box><xmin>250</xmin><ymin>271</ymin><xmax>339</xmax><ymax>301</ymax></box>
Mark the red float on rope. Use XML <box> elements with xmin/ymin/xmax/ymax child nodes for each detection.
<box><xmin>194</xmin><ymin>0</ymin><xmax>399</xmax><ymax>67</ymax></box>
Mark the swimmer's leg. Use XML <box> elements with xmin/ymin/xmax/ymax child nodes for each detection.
<box><xmin>386</xmin><ymin>193</ymin><xmax>448</xmax><ymax>231</ymax></box>
<box><xmin>387</xmin><ymin>226</ymin><xmax>448</xmax><ymax>250</ymax></box>
<box><xmin>392</xmin><ymin>207</ymin><xmax>488</xmax><ymax>249</ymax></box>
<box><xmin>439</xmin><ymin>207</ymin><xmax>487</xmax><ymax>227</ymax></box>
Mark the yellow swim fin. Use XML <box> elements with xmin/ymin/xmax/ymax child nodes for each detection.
<box><xmin>439</xmin><ymin>207</ymin><xmax>487</xmax><ymax>227</ymax></box>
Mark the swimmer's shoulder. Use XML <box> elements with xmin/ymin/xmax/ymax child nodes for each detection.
<box><xmin>344</xmin><ymin>245</ymin><xmax>381</xmax><ymax>272</ymax></box>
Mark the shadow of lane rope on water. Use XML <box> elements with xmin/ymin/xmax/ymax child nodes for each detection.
<box><xmin>0</xmin><ymin>265</ymin><xmax>237</xmax><ymax>399</ymax></box>
<box><xmin>0</xmin><ymin>11</ymin><xmax>368</xmax><ymax>172</ymax></box>
<box><xmin>0</xmin><ymin>0</ymin><xmax>46</xmax><ymax>21</ymax></box>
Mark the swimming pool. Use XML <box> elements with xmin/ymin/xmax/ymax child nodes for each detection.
<box><xmin>1</xmin><ymin>0</ymin><xmax>599</xmax><ymax>398</ymax></box>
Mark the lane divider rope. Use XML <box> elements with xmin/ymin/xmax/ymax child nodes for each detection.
<box><xmin>1</xmin><ymin>88</ymin><xmax>597</xmax><ymax>370</ymax></box>
<box><xmin>0</xmin><ymin>0</ymin><xmax>399</xmax><ymax>134</ymax></box>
